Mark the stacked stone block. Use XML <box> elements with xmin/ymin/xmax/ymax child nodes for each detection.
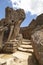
<box><xmin>2</xmin><ymin>40</ymin><xmax>19</xmax><ymax>53</ymax></box>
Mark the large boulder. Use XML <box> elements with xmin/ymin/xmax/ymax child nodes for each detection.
<box><xmin>31</xmin><ymin>28</ymin><xmax>43</xmax><ymax>65</ymax></box>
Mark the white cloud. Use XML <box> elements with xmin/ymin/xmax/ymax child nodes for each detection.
<box><xmin>10</xmin><ymin>0</ymin><xmax>43</xmax><ymax>15</ymax></box>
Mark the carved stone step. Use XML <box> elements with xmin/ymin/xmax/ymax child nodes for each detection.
<box><xmin>22</xmin><ymin>39</ymin><xmax>31</xmax><ymax>42</ymax></box>
<box><xmin>20</xmin><ymin>45</ymin><xmax>33</xmax><ymax>49</ymax></box>
<box><xmin>2</xmin><ymin>42</ymin><xmax>18</xmax><ymax>53</ymax></box>
<box><xmin>22</xmin><ymin>42</ymin><xmax>31</xmax><ymax>45</ymax></box>
<box><xmin>18</xmin><ymin>47</ymin><xmax>33</xmax><ymax>53</ymax></box>
<box><xmin>3</xmin><ymin>47</ymin><xmax>17</xmax><ymax>53</ymax></box>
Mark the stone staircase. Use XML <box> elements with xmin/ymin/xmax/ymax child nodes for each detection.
<box><xmin>0</xmin><ymin>39</ymin><xmax>34</xmax><ymax>65</ymax></box>
<box><xmin>17</xmin><ymin>39</ymin><xmax>33</xmax><ymax>53</ymax></box>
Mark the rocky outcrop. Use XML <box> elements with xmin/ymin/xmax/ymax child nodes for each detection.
<box><xmin>4</xmin><ymin>7</ymin><xmax>25</xmax><ymax>41</ymax></box>
<box><xmin>0</xmin><ymin>7</ymin><xmax>25</xmax><ymax>52</ymax></box>
<box><xmin>20</xmin><ymin>19</ymin><xmax>36</xmax><ymax>39</ymax></box>
<box><xmin>20</xmin><ymin>14</ymin><xmax>43</xmax><ymax>65</ymax></box>
<box><xmin>0</xmin><ymin>7</ymin><xmax>25</xmax><ymax>41</ymax></box>
<box><xmin>31</xmin><ymin>29</ymin><xmax>43</xmax><ymax>65</ymax></box>
<box><xmin>30</xmin><ymin>14</ymin><xmax>43</xmax><ymax>65</ymax></box>
<box><xmin>0</xmin><ymin>7</ymin><xmax>43</xmax><ymax>65</ymax></box>
<box><xmin>20</xmin><ymin>14</ymin><xmax>43</xmax><ymax>39</ymax></box>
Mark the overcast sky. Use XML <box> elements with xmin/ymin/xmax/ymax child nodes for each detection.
<box><xmin>0</xmin><ymin>0</ymin><xmax>43</xmax><ymax>27</ymax></box>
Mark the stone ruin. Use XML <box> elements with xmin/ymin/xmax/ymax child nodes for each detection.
<box><xmin>0</xmin><ymin>7</ymin><xmax>25</xmax><ymax>53</ymax></box>
<box><xmin>0</xmin><ymin>7</ymin><xmax>43</xmax><ymax>65</ymax></box>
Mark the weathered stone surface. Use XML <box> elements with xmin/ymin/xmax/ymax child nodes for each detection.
<box><xmin>20</xmin><ymin>14</ymin><xmax>43</xmax><ymax>65</ymax></box>
<box><xmin>0</xmin><ymin>25</ymin><xmax>8</xmax><ymax>49</ymax></box>
<box><xmin>2</xmin><ymin>7</ymin><xmax>25</xmax><ymax>40</ymax></box>
<box><xmin>0</xmin><ymin>7</ymin><xmax>25</xmax><ymax>53</ymax></box>
<box><xmin>5</xmin><ymin>7</ymin><xmax>25</xmax><ymax>41</ymax></box>
<box><xmin>31</xmin><ymin>29</ymin><xmax>43</xmax><ymax>65</ymax></box>
<box><xmin>0</xmin><ymin>6</ymin><xmax>43</xmax><ymax>65</ymax></box>
<box><xmin>5</xmin><ymin>7</ymin><xmax>25</xmax><ymax>22</ymax></box>
<box><xmin>20</xmin><ymin>27</ymin><xmax>30</xmax><ymax>39</ymax></box>
<box><xmin>20</xmin><ymin>14</ymin><xmax>43</xmax><ymax>39</ymax></box>
<box><xmin>2</xmin><ymin>40</ymin><xmax>18</xmax><ymax>53</ymax></box>
<box><xmin>28</xmin><ymin>53</ymin><xmax>39</xmax><ymax>65</ymax></box>
<box><xmin>0</xmin><ymin>7</ymin><xmax>25</xmax><ymax>43</ymax></box>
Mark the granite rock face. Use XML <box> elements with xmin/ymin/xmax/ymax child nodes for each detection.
<box><xmin>31</xmin><ymin>29</ymin><xmax>43</xmax><ymax>65</ymax></box>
